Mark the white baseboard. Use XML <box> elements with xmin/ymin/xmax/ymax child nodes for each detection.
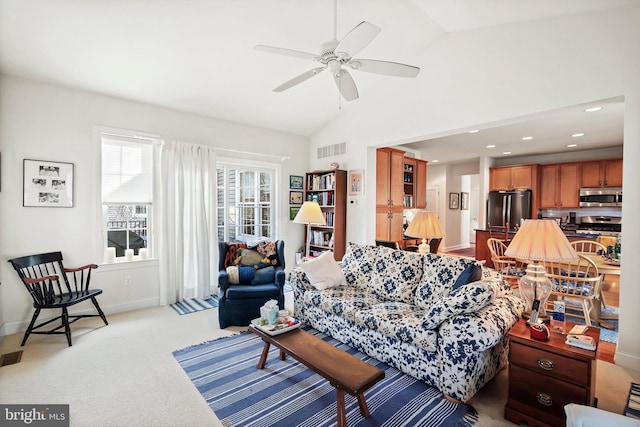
<box><xmin>614</xmin><ymin>349</ymin><xmax>640</xmax><ymax>372</ymax></box>
<box><xmin>2</xmin><ymin>297</ymin><xmax>160</xmax><ymax>336</ymax></box>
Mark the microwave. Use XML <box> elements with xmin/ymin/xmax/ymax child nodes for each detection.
<box><xmin>579</xmin><ymin>187</ymin><xmax>622</xmax><ymax>207</ymax></box>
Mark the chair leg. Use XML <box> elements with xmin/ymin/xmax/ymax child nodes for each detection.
<box><xmin>21</xmin><ymin>308</ymin><xmax>41</xmax><ymax>346</ymax></box>
<box><xmin>91</xmin><ymin>297</ymin><xmax>109</xmax><ymax>325</ymax></box>
<box><xmin>62</xmin><ymin>307</ymin><xmax>72</xmax><ymax>347</ymax></box>
<box><xmin>582</xmin><ymin>300</ymin><xmax>592</xmax><ymax>327</ymax></box>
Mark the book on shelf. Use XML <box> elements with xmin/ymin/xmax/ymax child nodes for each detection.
<box><xmin>308</xmin><ymin>172</ymin><xmax>336</xmax><ymax>191</ymax></box>
<box><xmin>565</xmin><ymin>334</ymin><xmax>595</xmax><ymax>351</ymax></box>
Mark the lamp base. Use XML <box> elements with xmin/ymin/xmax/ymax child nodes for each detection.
<box><xmin>418</xmin><ymin>238</ymin><xmax>430</xmax><ymax>254</ymax></box>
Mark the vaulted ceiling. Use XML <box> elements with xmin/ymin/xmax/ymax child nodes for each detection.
<box><xmin>1</xmin><ymin>0</ymin><xmax>635</xmax><ymax>161</ymax></box>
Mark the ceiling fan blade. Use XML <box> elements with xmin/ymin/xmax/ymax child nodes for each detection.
<box><xmin>335</xmin><ymin>21</ymin><xmax>381</xmax><ymax>59</ymax></box>
<box><xmin>333</xmin><ymin>69</ymin><xmax>359</xmax><ymax>101</ymax></box>
<box><xmin>273</xmin><ymin>67</ymin><xmax>326</xmax><ymax>92</ymax></box>
<box><xmin>254</xmin><ymin>45</ymin><xmax>317</xmax><ymax>60</ymax></box>
<box><xmin>349</xmin><ymin>59</ymin><xmax>420</xmax><ymax>78</ymax></box>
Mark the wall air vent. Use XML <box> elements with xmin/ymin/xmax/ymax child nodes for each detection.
<box><xmin>317</xmin><ymin>142</ymin><xmax>347</xmax><ymax>159</ymax></box>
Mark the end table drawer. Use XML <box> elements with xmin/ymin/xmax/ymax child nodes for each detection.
<box><xmin>510</xmin><ymin>342</ymin><xmax>589</xmax><ymax>386</ymax></box>
<box><xmin>508</xmin><ymin>364</ymin><xmax>588</xmax><ymax>422</ymax></box>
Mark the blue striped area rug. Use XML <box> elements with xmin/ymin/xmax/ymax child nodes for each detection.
<box><xmin>173</xmin><ymin>327</ymin><xmax>477</xmax><ymax>426</ymax></box>
<box><xmin>170</xmin><ymin>295</ymin><xmax>219</xmax><ymax>315</ymax></box>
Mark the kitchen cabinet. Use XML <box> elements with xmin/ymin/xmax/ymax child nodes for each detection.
<box><xmin>376</xmin><ymin>148</ymin><xmax>405</xmax><ymax>242</ymax></box>
<box><xmin>540</xmin><ymin>163</ymin><xmax>580</xmax><ymax>208</ymax></box>
<box><xmin>490</xmin><ymin>164</ymin><xmax>538</xmax><ymax>191</ymax></box>
<box><xmin>504</xmin><ymin>320</ymin><xmax>599</xmax><ymax>427</ymax></box>
<box><xmin>580</xmin><ymin>159</ymin><xmax>623</xmax><ymax>188</ymax></box>
<box><xmin>415</xmin><ymin>159</ymin><xmax>428</xmax><ymax>208</ymax></box>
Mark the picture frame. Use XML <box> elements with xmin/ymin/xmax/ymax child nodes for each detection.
<box><xmin>449</xmin><ymin>192</ymin><xmax>459</xmax><ymax>210</ymax></box>
<box><xmin>348</xmin><ymin>169</ymin><xmax>364</xmax><ymax>195</ymax></box>
<box><xmin>289</xmin><ymin>206</ymin><xmax>301</xmax><ymax>221</ymax></box>
<box><xmin>460</xmin><ymin>192</ymin><xmax>469</xmax><ymax>210</ymax></box>
<box><xmin>289</xmin><ymin>175</ymin><xmax>304</xmax><ymax>189</ymax></box>
<box><xmin>289</xmin><ymin>191</ymin><xmax>303</xmax><ymax>205</ymax></box>
<box><xmin>23</xmin><ymin>159</ymin><xmax>74</xmax><ymax>207</ymax></box>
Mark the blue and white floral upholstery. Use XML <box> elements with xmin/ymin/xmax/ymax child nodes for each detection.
<box><xmin>291</xmin><ymin>244</ymin><xmax>525</xmax><ymax>402</ymax></box>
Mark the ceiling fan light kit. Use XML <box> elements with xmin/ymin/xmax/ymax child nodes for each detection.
<box><xmin>254</xmin><ymin>1</ymin><xmax>420</xmax><ymax>101</ymax></box>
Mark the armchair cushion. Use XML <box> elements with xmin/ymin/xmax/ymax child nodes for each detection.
<box><xmin>226</xmin><ymin>265</ymin><xmax>275</xmax><ymax>285</ymax></box>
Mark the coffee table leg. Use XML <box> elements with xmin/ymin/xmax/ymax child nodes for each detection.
<box><xmin>356</xmin><ymin>393</ymin><xmax>370</xmax><ymax>417</ymax></box>
<box><xmin>257</xmin><ymin>342</ymin><xmax>270</xmax><ymax>369</ymax></box>
<box><xmin>279</xmin><ymin>349</ymin><xmax>286</xmax><ymax>361</ymax></box>
<box><xmin>336</xmin><ymin>389</ymin><xmax>346</xmax><ymax>427</ymax></box>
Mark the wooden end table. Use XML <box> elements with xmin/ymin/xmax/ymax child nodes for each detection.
<box><xmin>250</xmin><ymin>325</ymin><xmax>385</xmax><ymax>427</ymax></box>
<box><xmin>504</xmin><ymin>320</ymin><xmax>600</xmax><ymax>427</ymax></box>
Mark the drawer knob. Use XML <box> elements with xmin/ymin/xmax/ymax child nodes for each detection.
<box><xmin>536</xmin><ymin>392</ymin><xmax>553</xmax><ymax>406</ymax></box>
<box><xmin>537</xmin><ymin>358</ymin><xmax>555</xmax><ymax>370</ymax></box>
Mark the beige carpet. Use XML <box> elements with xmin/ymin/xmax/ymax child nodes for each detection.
<box><xmin>1</xmin><ymin>296</ymin><xmax>638</xmax><ymax>427</ymax></box>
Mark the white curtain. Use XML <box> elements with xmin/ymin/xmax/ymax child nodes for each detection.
<box><xmin>158</xmin><ymin>140</ymin><xmax>217</xmax><ymax>304</ymax></box>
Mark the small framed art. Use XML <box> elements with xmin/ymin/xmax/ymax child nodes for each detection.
<box><xmin>461</xmin><ymin>192</ymin><xmax>469</xmax><ymax>210</ymax></box>
<box><xmin>289</xmin><ymin>206</ymin><xmax>301</xmax><ymax>220</ymax></box>
<box><xmin>289</xmin><ymin>191</ymin><xmax>303</xmax><ymax>204</ymax></box>
<box><xmin>289</xmin><ymin>175</ymin><xmax>304</xmax><ymax>189</ymax></box>
<box><xmin>449</xmin><ymin>192</ymin><xmax>459</xmax><ymax>210</ymax></box>
<box><xmin>23</xmin><ymin>159</ymin><xmax>74</xmax><ymax>207</ymax></box>
<box><xmin>348</xmin><ymin>169</ymin><xmax>364</xmax><ymax>195</ymax></box>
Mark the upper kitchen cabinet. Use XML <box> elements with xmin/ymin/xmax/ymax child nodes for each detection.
<box><xmin>539</xmin><ymin>163</ymin><xmax>581</xmax><ymax>208</ymax></box>
<box><xmin>490</xmin><ymin>164</ymin><xmax>538</xmax><ymax>191</ymax></box>
<box><xmin>415</xmin><ymin>159</ymin><xmax>428</xmax><ymax>208</ymax></box>
<box><xmin>580</xmin><ymin>159</ymin><xmax>623</xmax><ymax>188</ymax></box>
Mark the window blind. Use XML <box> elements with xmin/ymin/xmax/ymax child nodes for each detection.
<box><xmin>102</xmin><ymin>135</ymin><xmax>153</xmax><ymax>203</ymax></box>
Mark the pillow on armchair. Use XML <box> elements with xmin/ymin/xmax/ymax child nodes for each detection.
<box><xmin>226</xmin><ymin>265</ymin><xmax>276</xmax><ymax>285</ymax></box>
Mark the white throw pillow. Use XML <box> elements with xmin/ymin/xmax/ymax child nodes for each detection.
<box><xmin>301</xmin><ymin>251</ymin><xmax>347</xmax><ymax>290</ymax></box>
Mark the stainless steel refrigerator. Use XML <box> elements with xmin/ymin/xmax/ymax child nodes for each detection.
<box><xmin>487</xmin><ymin>190</ymin><xmax>532</xmax><ymax>231</ymax></box>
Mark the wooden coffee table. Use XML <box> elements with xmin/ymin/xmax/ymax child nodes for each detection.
<box><xmin>249</xmin><ymin>325</ymin><xmax>385</xmax><ymax>427</ymax></box>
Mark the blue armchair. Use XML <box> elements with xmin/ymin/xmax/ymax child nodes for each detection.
<box><xmin>217</xmin><ymin>240</ymin><xmax>285</xmax><ymax>328</ymax></box>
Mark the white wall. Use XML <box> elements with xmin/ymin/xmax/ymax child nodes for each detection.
<box><xmin>310</xmin><ymin>7</ymin><xmax>640</xmax><ymax>369</ymax></box>
<box><xmin>0</xmin><ymin>76</ymin><xmax>309</xmax><ymax>336</ymax></box>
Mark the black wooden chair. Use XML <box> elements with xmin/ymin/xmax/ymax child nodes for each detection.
<box><xmin>8</xmin><ymin>251</ymin><xmax>108</xmax><ymax>346</ymax></box>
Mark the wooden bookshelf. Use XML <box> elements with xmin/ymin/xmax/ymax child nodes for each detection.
<box><xmin>305</xmin><ymin>169</ymin><xmax>347</xmax><ymax>260</ymax></box>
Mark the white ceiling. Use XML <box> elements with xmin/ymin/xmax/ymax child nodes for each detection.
<box><xmin>1</xmin><ymin>0</ymin><xmax>635</xmax><ymax>161</ymax></box>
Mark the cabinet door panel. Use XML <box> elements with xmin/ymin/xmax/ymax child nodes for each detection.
<box><xmin>415</xmin><ymin>160</ymin><xmax>427</xmax><ymax>208</ymax></box>
<box><xmin>490</xmin><ymin>167</ymin><xmax>512</xmax><ymax>190</ymax></box>
<box><xmin>604</xmin><ymin>159</ymin><xmax>623</xmax><ymax>187</ymax></box>
<box><xmin>581</xmin><ymin>161</ymin><xmax>603</xmax><ymax>187</ymax></box>
<box><xmin>539</xmin><ymin>165</ymin><xmax>558</xmax><ymax>208</ymax></box>
<box><xmin>558</xmin><ymin>163</ymin><xmax>580</xmax><ymax>207</ymax></box>
<box><xmin>510</xmin><ymin>165</ymin><xmax>533</xmax><ymax>189</ymax></box>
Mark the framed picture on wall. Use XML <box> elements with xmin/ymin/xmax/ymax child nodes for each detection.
<box><xmin>289</xmin><ymin>191</ymin><xmax>303</xmax><ymax>204</ymax></box>
<box><xmin>289</xmin><ymin>175</ymin><xmax>304</xmax><ymax>189</ymax></box>
<box><xmin>348</xmin><ymin>169</ymin><xmax>364</xmax><ymax>195</ymax></box>
<box><xmin>461</xmin><ymin>192</ymin><xmax>469</xmax><ymax>210</ymax></box>
<box><xmin>23</xmin><ymin>159</ymin><xmax>74</xmax><ymax>207</ymax></box>
<box><xmin>289</xmin><ymin>206</ymin><xmax>301</xmax><ymax>221</ymax></box>
<box><xmin>449</xmin><ymin>192</ymin><xmax>459</xmax><ymax>209</ymax></box>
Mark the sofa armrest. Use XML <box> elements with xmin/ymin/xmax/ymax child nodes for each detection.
<box><xmin>289</xmin><ymin>266</ymin><xmax>314</xmax><ymax>321</ymax></box>
<box><xmin>565</xmin><ymin>404</ymin><xmax>640</xmax><ymax>427</ymax></box>
<box><xmin>439</xmin><ymin>293</ymin><xmax>525</xmax><ymax>352</ymax></box>
<box><xmin>275</xmin><ymin>267</ymin><xmax>286</xmax><ymax>288</ymax></box>
<box><xmin>218</xmin><ymin>270</ymin><xmax>230</xmax><ymax>291</ymax></box>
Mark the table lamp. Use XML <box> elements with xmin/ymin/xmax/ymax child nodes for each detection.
<box><xmin>293</xmin><ymin>201</ymin><xmax>326</xmax><ymax>259</ymax></box>
<box><xmin>404</xmin><ymin>210</ymin><xmax>444</xmax><ymax>254</ymax></box>
<box><xmin>505</xmin><ymin>219</ymin><xmax>579</xmax><ymax>324</ymax></box>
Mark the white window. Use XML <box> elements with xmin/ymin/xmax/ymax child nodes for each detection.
<box><xmin>217</xmin><ymin>163</ymin><xmax>275</xmax><ymax>242</ymax></box>
<box><xmin>101</xmin><ymin>134</ymin><xmax>155</xmax><ymax>260</ymax></box>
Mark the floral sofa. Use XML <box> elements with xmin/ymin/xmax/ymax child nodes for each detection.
<box><xmin>290</xmin><ymin>243</ymin><xmax>525</xmax><ymax>402</ymax></box>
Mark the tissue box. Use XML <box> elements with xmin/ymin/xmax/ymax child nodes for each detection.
<box><xmin>260</xmin><ymin>306</ymin><xmax>278</xmax><ymax>325</ymax></box>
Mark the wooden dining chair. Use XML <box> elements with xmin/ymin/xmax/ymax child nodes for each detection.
<box><xmin>544</xmin><ymin>254</ymin><xmax>603</xmax><ymax>327</ymax></box>
<box><xmin>487</xmin><ymin>237</ymin><xmax>526</xmax><ymax>288</ymax></box>
<box><xmin>7</xmin><ymin>251</ymin><xmax>108</xmax><ymax>346</ymax></box>
<box><xmin>571</xmin><ymin>240</ymin><xmax>608</xmax><ymax>255</ymax></box>
<box><xmin>488</xmin><ymin>222</ymin><xmax>511</xmax><ymax>243</ymax></box>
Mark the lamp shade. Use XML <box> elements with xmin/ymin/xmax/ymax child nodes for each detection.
<box><xmin>505</xmin><ymin>219</ymin><xmax>578</xmax><ymax>262</ymax></box>
<box><xmin>405</xmin><ymin>210</ymin><xmax>444</xmax><ymax>240</ymax></box>
<box><xmin>293</xmin><ymin>201</ymin><xmax>326</xmax><ymax>226</ymax></box>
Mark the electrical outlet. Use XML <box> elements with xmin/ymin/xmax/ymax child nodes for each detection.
<box><xmin>125</xmin><ymin>276</ymin><xmax>132</xmax><ymax>286</ymax></box>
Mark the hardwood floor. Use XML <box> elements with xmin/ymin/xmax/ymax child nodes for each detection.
<box><xmin>441</xmin><ymin>244</ymin><xmax>618</xmax><ymax>364</ymax></box>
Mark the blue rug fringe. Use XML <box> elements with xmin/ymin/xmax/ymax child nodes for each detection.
<box><xmin>173</xmin><ymin>326</ymin><xmax>477</xmax><ymax>426</ymax></box>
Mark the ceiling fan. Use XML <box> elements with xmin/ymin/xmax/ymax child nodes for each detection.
<box><xmin>254</xmin><ymin>0</ymin><xmax>420</xmax><ymax>101</ymax></box>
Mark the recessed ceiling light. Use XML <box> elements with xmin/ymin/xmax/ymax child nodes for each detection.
<box><xmin>431</xmin><ymin>159</ymin><xmax>439</xmax><ymax>163</ymax></box>
<box><xmin>584</xmin><ymin>106</ymin><xmax>602</xmax><ymax>112</ymax></box>
<box><xmin>572</xmin><ymin>133</ymin><xmax>585</xmax><ymax>137</ymax></box>
<box><xmin>522</xmin><ymin>136</ymin><xmax>533</xmax><ymax>141</ymax></box>
<box><xmin>503</xmin><ymin>151</ymin><xmax>511</xmax><ymax>155</ymax></box>
<box><xmin>486</xmin><ymin>144</ymin><xmax>496</xmax><ymax>148</ymax></box>
<box><xmin>567</xmin><ymin>144</ymin><xmax>578</xmax><ymax>148</ymax></box>
<box><xmin>468</xmin><ymin>129</ymin><xmax>479</xmax><ymax>133</ymax></box>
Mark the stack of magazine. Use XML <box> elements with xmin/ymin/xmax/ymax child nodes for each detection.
<box><xmin>566</xmin><ymin>334</ymin><xmax>596</xmax><ymax>351</ymax></box>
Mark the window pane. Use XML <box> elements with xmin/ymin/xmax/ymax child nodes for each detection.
<box><xmin>105</xmin><ymin>204</ymin><xmax>149</xmax><ymax>256</ymax></box>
